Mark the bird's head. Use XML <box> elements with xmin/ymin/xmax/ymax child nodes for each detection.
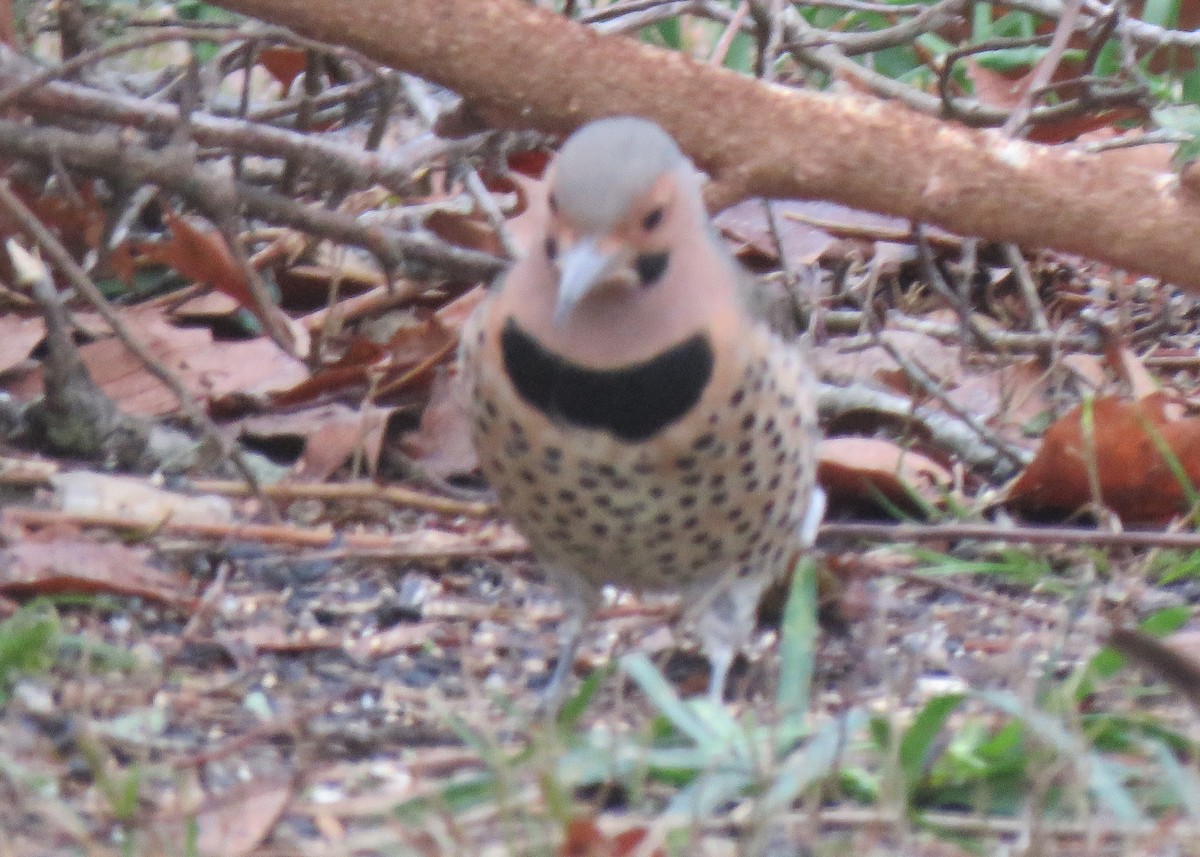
<box><xmin>542</xmin><ymin>116</ymin><xmax>707</xmax><ymax>327</ymax></box>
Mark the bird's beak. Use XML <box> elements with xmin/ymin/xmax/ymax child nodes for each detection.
<box><xmin>553</xmin><ymin>238</ymin><xmax>620</xmax><ymax>327</ymax></box>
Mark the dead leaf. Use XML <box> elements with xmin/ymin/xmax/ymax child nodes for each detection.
<box><xmin>258</xmin><ymin>45</ymin><xmax>308</xmax><ymax>91</ymax></box>
<box><xmin>816</xmin><ymin>330</ymin><xmax>963</xmax><ymax>394</ymax></box>
<box><xmin>195</xmin><ymin>779</ymin><xmax>293</xmax><ymax>857</ymax></box>
<box><xmin>274</xmin><ymin>261</ymin><xmax>383</xmax><ymax>308</ymax></box>
<box><xmin>237</xmin><ymin>403</ymin><xmax>390</xmax><ymax>481</ymax></box>
<box><xmin>0</xmin><ymin>539</ymin><xmax>195</xmax><ymax>606</ymax></box>
<box><xmin>1007</xmin><ymin>392</ymin><xmax>1200</xmax><ymax>521</ymax></box>
<box><xmin>560</xmin><ymin>817</ymin><xmax>662</xmax><ymax>857</ymax></box>
<box><xmin>11</xmin><ymin>181</ymin><xmax>105</xmax><ymax>254</ymax></box>
<box><xmin>1061</xmin><ymin>352</ymin><xmax>1107</xmax><ymax>391</ymax></box>
<box><xmin>295</xmin><ymin>404</ymin><xmax>389</xmax><ymax>480</ymax></box>
<box><xmin>0</xmin><ymin>315</ymin><xmax>43</xmax><ymax>374</ymax></box>
<box><xmin>964</xmin><ymin>58</ymin><xmax>1029</xmax><ymax>111</ymax></box>
<box><xmin>403</xmin><ymin>367</ymin><xmax>478</xmax><ymax>479</ymax></box>
<box><xmin>267</xmin><ymin>337</ymin><xmax>385</xmax><ymax>408</ymax></box>
<box><xmin>947</xmin><ymin>357</ymin><xmax>1053</xmax><ymax>437</ymax></box>
<box><xmin>964</xmin><ymin>60</ymin><xmax>1145</xmax><ymax>143</ymax></box>
<box><xmin>4</xmin><ymin>305</ymin><xmax>309</xmax><ymax>415</ymax></box>
<box><xmin>137</xmin><ymin>214</ymin><xmax>256</xmax><ymax>310</ymax></box>
<box><xmin>436</xmin><ymin>285</ymin><xmax>486</xmax><ymax>331</ymax></box>
<box><xmin>716</xmin><ymin>200</ymin><xmax>906</xmax><ymax>275</ymax></box>
<box><xmin>818</xmin><ymin>437</ymin><xmax>952</xmax><ymax>506</ymax></box>
<box><xmin>170</xmin><ymin>290</ymin><xmax>242</xmax><ymax>322</ymax></box>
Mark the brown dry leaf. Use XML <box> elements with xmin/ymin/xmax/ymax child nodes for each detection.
<box><xmin>137</xmin><ymin>213</ymin><xmax>257</xmax><ymax>310</ymax></box>
<box><xmin>716</xmin><ymin>200</ymin><xmax>903</xmax><ymax>272</ymax></box>
<box><xmin>0</xmin><ymin>539</ymin><xmax>195</xmax><ymax>606</ymax></box>
<box><xmin>268</xmin><ymin>337</ymin><xmax>385</xmax><ymax>408</ymax></box>
<box><xmin>436</xmin><ymin>285</ymin><xmax>486</xmax><ymax>331</ymax></box>
<box><xmin>5</xmin><ymin>304</ymin><xmax>308</xmax><ymax>414</ymax></box>
<box><xmin>139</xmin><ymin>215</ymin><xmax>312</xmax><ymax>356</ymax></box>
<box><xmin>560</xmin><ymin>817</ymin><xmax>662</xmax><ymax>857</ymax></box>
<box><xmin>818</xmin><ymin>437</ymin><xmax>952</xmax><ymax>505</ymax></box>
<box><xmin>716</xmin><ymin>199</ymin><xmax>834</xmax><ymax>270</ymax></box>
<box><xmin>964</xmin><ymin>58</ymin><xmax>1028</xmax><ymax>111</ymax></box>
<box><xmin>0</xmin><ymin>315</ymin><xmax>43</xmax><ymax>374</ymax></box>
<box><xmin>274</xmin><ymin>261</ymin><xmax>384</xmax><ymax>307</ymax></box>
<box><xmin>275</xmin><ymin>290</ymin><xmax>474</xmax><ymax>409</ymax></box>
<box><xmin>815</xmin><ymin>330</ymin><xmax>962</xmax><ymax>394</ymax></box>
<box><xmin>258</xmin><ymin>45</ymin><xmax>308</xmax><ymax>91</ymax></box>
<box><xmin>403</xmin><ymin>367</ymin><xmax>478</xmax><ymax>479</ymax></box>
<box><xmin>194</xmin><ymin>780</ymin><xmax>293</xmax><ymax>857</ymax></box>
<box><xmin>1007</xmin><ymin>392</ymin><xmax>1200</xmax><ymax>521</ymax></box>
<box><xmin>427</xmin><ymin>207</ymin><xmax>505</xmax><ymax>258</ymax></box>
<box><xmin>1027</xmin><ymin>109</ymin><xmax>1146</xmax><ymax>144</ymax></box>
<box><xmin>965</xmin><ymin>60</ymin><xmax>1144</xmax><ymax>143</ymax></box>
<box><xmin>947</xmin><ymin>357</ymin><xmax>1052</xmax><ymax>436</ymax></box>
<box><xmin>296</xmin><ymin>404</ymin><xmax>390</xmax><ymax>480</ymax></box>
<box><xmin>506</xmin><ymin>148</ymin><xmax>553</xmax><ymax>180</ymax></box>
<box><xmin>238</xmin><ymin>403</ymin><xmax>391</xmax><ymax>480</ymax></box>
<box><xmin>399</xmin><ymin>288</ymin><xmax>489</xmax><ymax>478</ymax></box>
<box><xmin>1061</xmin><ymin>352</ymin><xmax>1107</xmax><ymax>392</ymax></box>
<box><xmin>386</xmin><ymin>312</ymin><xmax>457</xmax><ymax>365</ymax></box>
<box><xmin>11</xmin><ymin>181</ymin><xmax>106</xmax><ymax>254</ymax></box>
<box><xmin>170</xmin><ymin>289</ymin><xmax>242</xmax><ymax>323</ymax></box>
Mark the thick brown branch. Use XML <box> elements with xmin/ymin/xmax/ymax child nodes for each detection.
<box><xmin>208</xmin><ymin>0</ymin><xmax>1200</xmax><ymax>291</ymax></box>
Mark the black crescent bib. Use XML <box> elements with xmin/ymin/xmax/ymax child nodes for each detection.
<box><xmin>500</xmin><ymin>317</ymin><xmax>714</xmax><ymax>442</ymax></box>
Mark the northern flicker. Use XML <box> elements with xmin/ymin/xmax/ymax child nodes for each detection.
<box><xmin>460</xmin><ymin>117</ymin><xmax>824</xmax><ymax>703</ymax></box>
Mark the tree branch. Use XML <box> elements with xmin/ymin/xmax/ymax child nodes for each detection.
<box><xmin>206</xmin><ymin>0</ymin><xmax>1200</xmax><ymax>292</ymax></box>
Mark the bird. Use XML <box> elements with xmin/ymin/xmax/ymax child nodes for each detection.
<box><xmin>459</xmin><ymin>116</ymin><xmax>824</xmax><ymax>704</ymax></box>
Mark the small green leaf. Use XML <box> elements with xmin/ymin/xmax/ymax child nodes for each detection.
<box><xmin>1155</xmin><ymin>105</ymin><xmax>1200</xmax><ymax>137</ymax></box>
<box><xmin>556</xmin><ymin>664</ymin><xmax>608</xmax><ymax>731</ymax></box>
<box><xmin>1141</xmin><ymin>0</ymin><xmax>1178</xmax><ymax>28</ymax></box>
<box><xmin>899</xmin><ymin>694</ymin><xmax>965</xmax><ymax>792</ymax></box>
<box><xmin>620</xmin><ymin>653</ymin><xmax>713</xmax><ymax>746</ymax></box>
<box><xmin>777</xmin><ymin>557</ymin><xmax>818</xmax><ymax>716</ymax></box>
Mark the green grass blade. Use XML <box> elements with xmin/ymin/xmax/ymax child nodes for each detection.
<box><xmin>620</xmin><ymin>652</ymin><xmax>714</xmax><ymax>745</ymax></box>
<box><xmin>899</xmin><ymin>693</ymin><xmax>966</xmax><ymax>793</ymax></box>
<box><xmin>777</xmin><ymin>556</ymin><xmax>818</xmax><ymax>717</ymax></box>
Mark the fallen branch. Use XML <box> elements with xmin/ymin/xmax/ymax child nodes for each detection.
<box><xmin>208</xmin><ymin>0</ymin><xmax>1200</xmax><ymax>291</ymax></box>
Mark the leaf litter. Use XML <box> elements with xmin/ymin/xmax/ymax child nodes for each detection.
<box><xmin>4</xmin><ymin>22</ymin><xmax>1200</xmax><ymax>857</ymax></box>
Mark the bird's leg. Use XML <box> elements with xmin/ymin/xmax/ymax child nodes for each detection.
<box><xmin>694</xmin><ymin>576</ymin><xmax>768</xmax><ymax>704</ymax></box>
<box><xmin>539</xmin><ymin>572</ymin><xmax>600</xmax><ymax>710</ymax></box>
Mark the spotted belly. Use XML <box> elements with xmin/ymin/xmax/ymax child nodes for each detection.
<box><xmin>465</xmin><ymin>333</ymin><xmax>817</xmax><ymax>593</ymax></box>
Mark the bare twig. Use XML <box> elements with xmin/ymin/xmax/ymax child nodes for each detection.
<box><xmin>817</xmin><ymin>381</ymin><xmax>1033</xmax><ymax>478</ymax></box>
<box><xmin>0</xmin><ymin>117</ymin><xmax>504</xmax><ymax>282</ymax></box>
<box><xmin>1</xmin><ymin>506</ymin><xmax>528</xmax><ymax>558</ymax></box>
<box><xmin>820</xmin><ymin>519</ymin><xmax>1200</xmax><ymax>550</ymax></box>
<box><xmin>0</xmin><ymin>180</ymin><xmax>261</xmax><ymax>487</ymax></box>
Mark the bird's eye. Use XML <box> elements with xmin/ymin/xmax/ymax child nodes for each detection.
<box><xmin>642</xmin><ymin>207</ymin><xmax>665</xmax><ymax>231</ymax></box>
<box><xmin>636</xmin><ymin>252</ymin><xmax>669</xmax><ymax>285</ymax></box>
<box><xmin>544</xmin><ymin>235</ymin><xmax>558</xmax><ymax>260</ymax></box>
